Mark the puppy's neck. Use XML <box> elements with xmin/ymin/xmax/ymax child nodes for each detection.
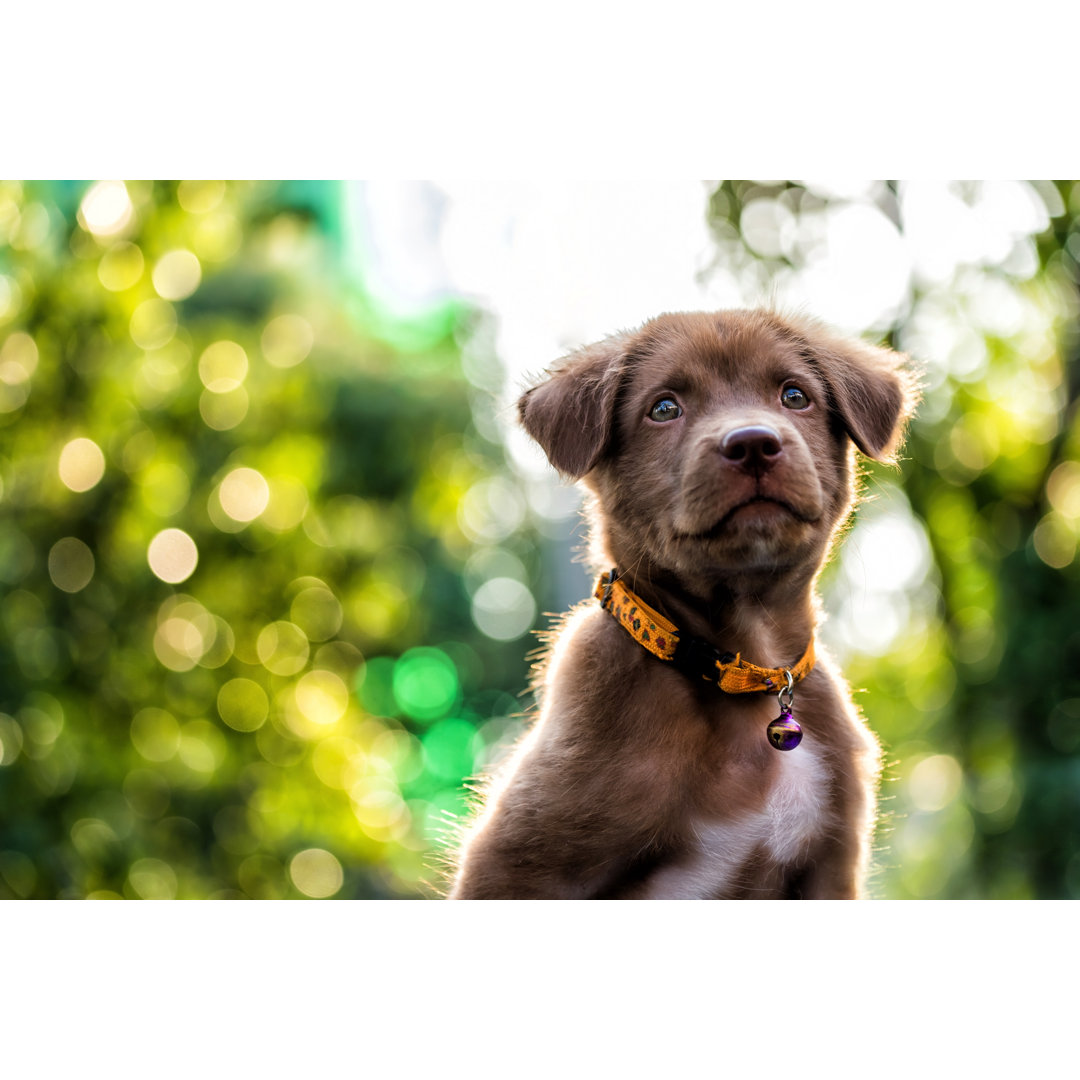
<box><xmin>606</xmin><ymin>559</ymin><xmax>818</xmax><ymax>672</ymax></box>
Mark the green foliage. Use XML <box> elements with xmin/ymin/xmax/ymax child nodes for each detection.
<box><xmin>0</xmin><ymin>181</ymin><xmax>534</xmax><ymax>899</ymax></box>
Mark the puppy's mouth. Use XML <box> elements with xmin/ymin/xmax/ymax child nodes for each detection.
<box><xmin>691</xmin><ymin>496</ymin><xmax>818</xmax><ymax>540</ymax></box>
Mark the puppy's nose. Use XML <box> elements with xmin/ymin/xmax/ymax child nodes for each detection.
<box><xmin>720</xmin><ymin>425</ymin><xmax>783</xmax><ymax>471</ymax></box>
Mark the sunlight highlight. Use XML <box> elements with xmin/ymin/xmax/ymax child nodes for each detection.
<box><xmin>288</xmin><ymin>848</ymin><xmax>343</xmax><ymax>898</ymax></box>
<box><xmin>152</xmin><ymin>249</ymin><xmax>202</xmax><ymax>301</ymax></box>
<box><xmin>147</xmin><ymin>528</ymin><xmax>198</xmax><ymax>584</ymax></box>
<box><xmin>219</xmin><ymin>467</ymin><xmax>270</xmax><ymax>522</ymax></box>
<box><xmin>58</xmin><ymin>438</ymin><xmax>105</xmax><ymax>493</ymax></box>
<box><xmin>79</xmin><ymin>181</ymin><xmax>133</xmax><ymax>238</ymax></box>
<box><xmin>199</xmin><ymin>340</ymin><xmax>248</xmax><ymax>392</ymax></box>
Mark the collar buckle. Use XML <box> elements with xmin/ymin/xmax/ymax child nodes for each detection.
<box><xmin>601</xmin><ymin>567</ymin><xmax>618</xmax><ymax>609</ymax></box>
<box><xmin>673</xmin><ymin>636</ymin><xmax>736</xmax><ymax>683</ymax></box>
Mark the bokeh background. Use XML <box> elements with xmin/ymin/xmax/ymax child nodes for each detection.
<box><xmin>1</xmin><ymin>179</ymin><xmax>1079</xmax><ymax>900</ymax></box>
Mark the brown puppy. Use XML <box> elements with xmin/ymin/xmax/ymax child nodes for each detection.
<box><xmin>449</xmin><ymin>309</ymin><xmax>919</xmax><ymax>899</ymax></box>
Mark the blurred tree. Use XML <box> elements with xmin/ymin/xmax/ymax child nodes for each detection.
<box><xmin>0</xmin><ymin>180</ymin><xmax>537</xmax><ymax>899</ymax></box>
<box><xmin>707</xmin><ymin>180</ymin><xmax>1080</xmax><ymax>898</ymax></box>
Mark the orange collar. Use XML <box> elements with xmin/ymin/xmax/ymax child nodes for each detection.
<box><xmin>594</xmin><ymin>569</ymin><xmax>815</xmax><ymax>693</ymax></box>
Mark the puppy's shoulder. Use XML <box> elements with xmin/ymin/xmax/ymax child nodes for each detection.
<box><xmin>540</xmin><ymin>598</ymin><xmax>652</xmax><ymax>675</ymax></box>
<box><xmin>531</xmin><ymin>600</ymin><xmax>665</xmax><ymax>722</ymax></box>
<box><xmin>800</xmin><ymin>645</ymin><xmax>882</xmax><ymax>761</ymax></box>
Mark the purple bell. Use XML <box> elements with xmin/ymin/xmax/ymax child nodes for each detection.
<box><xmin>767</xmin><ymin>708</ymin><xmax>802</xmax><ymax>751</ymax></box>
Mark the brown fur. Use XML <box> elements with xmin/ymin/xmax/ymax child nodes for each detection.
<box><xmin>448</xmin><ymin>309</ymin><xmax>919</xmax><ymax>900</ymax></box>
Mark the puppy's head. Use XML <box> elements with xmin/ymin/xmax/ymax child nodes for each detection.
<box><xmin>519</xmin><ymin>310</ymin><xmax>919</xmax><ymax>584</ymax></box>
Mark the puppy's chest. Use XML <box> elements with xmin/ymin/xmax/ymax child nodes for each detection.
<box><xmin>640</xmin><ymin>738</ymin><xmax>831</xmax><ymax>900</ymax></box>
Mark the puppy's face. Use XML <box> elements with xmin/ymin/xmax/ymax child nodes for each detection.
<box><xmin>520</xmin><ymin>310</ymin><xmax>918</xmax><ymax>584</ymax></box>
<box><xmin>603</xmin><ymin>319</ymin><xmax>837</xmax><ymax>577</ymax></box>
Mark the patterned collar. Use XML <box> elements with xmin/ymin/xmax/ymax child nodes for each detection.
<box><xmin>594</xmin><ymin>569</ymin><xmax>816</xmax><ymax>694</ymax></box>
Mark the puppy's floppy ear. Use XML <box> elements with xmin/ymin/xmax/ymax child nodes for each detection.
<box><xmin>517</xmin><ymin>333</ymin><xmax>630</xmax><ymax>478</ymax></box>
<box><xmin>790</xmin><ymin>317</ymin><xmax>921</xmax><ymax>463</ymax></box>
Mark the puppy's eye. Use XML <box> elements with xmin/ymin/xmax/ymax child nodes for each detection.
<box><xmin>649</xmin><ymin>398</ymin><xmax>682</xmax><ymax>423</ymax></box>
<box><xmin>781</xmin><ymin>386</ymin><xmax>810</xmax><ymax>410</ymax></box>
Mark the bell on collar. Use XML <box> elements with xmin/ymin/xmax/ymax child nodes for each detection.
<box><xmin>767</xmin><ymin>707</ymin><xmax>802</xmax><ymax>751</ymax></box>
<box><xmin>768</xmin><ymin>670</ymin><xmax>802</xmax><ymax>750</ymax></box>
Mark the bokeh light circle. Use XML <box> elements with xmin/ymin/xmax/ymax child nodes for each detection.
<box><xmin>351</xmin><ymin>788</ymin><xmax>410</xmax><ymax>840</ymax></box>
<box><xmin>908</xmin><ymin>754</ymin><xmax>964</xmax><ymax>813</ymax></box>
<box><xmin>256</xmin><ymin>621</ymin><xmax>310</xmax><ymax>675</ymax></box>
<box><xmin>79</xmin><ymin>181</ymin><xmax>132</xmax><ymax>237</ymax></box>
<box><xmin>422</xmin><ymin>718</ymin><xmax>479</xmax><ymax>781</ymax></box>
<box><xmin>262</xmin><ymin>477</ymin><xmax>309</xmax><ymax>532</ymax></box>
<box><xmin>152</xmin><ymin>249</ymin><xmax>202</xmax><ymax>301</ymax></box>
<box><xmin>130</xmin><ymin>708</ymin><xmax>181</xmax><ymax>762</ymax></box>
<box><xmin>199</xmin><ymin>340</ymin><xmax>248</xmax><ymax>392</ymax></box>
<box><xmin>193</xmin><ymin>212</ymin><xmax>242</xmax><ymax>262</ymax></box>
<box><xmin>199</xmin><ymin>386</ymin><xmax>249</xmax><ymax>430</ymax></box>
<box><xmin>288</xmin><ymin>848</ymin><xmax>343</xmax><ymax>898</ymax></box>
<box><xmin>179</xmin><ymin>719</ymin><xmax>227</xmax><ymax>775</ymax></box>
<box><xmin>294</xmin><ymin>669</ymin><xmax>349</xmax><ymax>726</ymax></box>
<box><xmin>130</xmin><ymin>299</ymin><xmax>177</xmax><ymax>350</ymax></box>
<box><xmin>217</xmin><ymin>678</ymin><xmax>270</xmax><ymax>732</ymax></box>
<box><xmin>58</xmin><ymin>437</ymin><xmax>105</xmax><ymax>492</ymax></box>
<box><xmin>0</xmin><ymin>331</ymin><xmax>38</xmax><ymax>383</ymax></box>
<box><xmin>147</xmin><ymin>528</ymin><xmax>198</xmax><ymax>584</ymax></box>
<box><xmin>290</xmin><ymin>586</ymin><xmax>343</xmax><ymax>642</ymax></box>
<box><xmin>152</xmin><ymin>599</ymin><xmax>216</xmax><ymax>671</ymax></box>
<box><xmin>47</xmin><ymin>537</ymin><xmax>95</xmax><ymax>593</ymax></box>
<box><xmin>219</xmin><ymin>467</ymin><xmax>270</xmax><ymax>522</ymax></box>
<box><xmin>311</xmin><ymin>735</ymin><xmax>363</xmax><ymax>790</ymax></box>
<box><xmin>392</xmin><ymin>648</ymin><xmax>459</xmax><ymax>722</ymax></box>
<box><xmin>1033</xmin><ymin>513</ymin><xmax>1075</xmax><ymax>569</ymax></box>
<box><xmin>261</xmin><ymin>314</ymin><xmax>314</xmax><ymax>368</ymax></box>
<box><xmin>127</xmin><ymin>857</ymin><xmax>178</xmax><ymax>900</ymax></box>
<box><xmin>470</xmin><ymin>578</ymin><xmax>536</xmax><ymax>641</ymax></box>
<box><xmin>197</xmin><ymin>615</ymin><xmax>235</xmax><ymax>669</ymax></box>
<box><xmin>98</xmin><ymin>242</ymin><xmax>144</xmax><ymax>291</ymax></box>
<box><xmin>177</xmin><ymin>180</ymin><xmax>226</xmax><ymax>214</ymax></box>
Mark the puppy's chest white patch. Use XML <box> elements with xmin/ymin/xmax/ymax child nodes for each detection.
<box><xmin>640</xmin><ymin>741</ymin><xmax>830</xmax><ymax>899</ymax></box>
<box><xmin>758</xmin><ymin>740</ymin><xmax>830</xmax><ymax>864</ymax></box>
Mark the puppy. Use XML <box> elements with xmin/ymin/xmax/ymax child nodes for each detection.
<box><xmin>449</xmin><ymin>309</ymin><xmax>918</xmax><ymax>899</ymax></box>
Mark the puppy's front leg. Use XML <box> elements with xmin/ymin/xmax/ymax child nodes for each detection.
<box><xmin>448</xmin><ymin>825</ymin><xmax>602</xmax><ymax>900</ymax></box>
<box><xmin>448</xmin><ymin>784</ymin><xmax>630</xmax><ymax>900</ymax></box>
<box><xmin>448</xmin><ymin>807</ymin><xmax>621</xmax><ymax>900</ymax></box>
<box><xmin>791</xmin><ymin>835</ymin><xmax>865</xmax><ymax>899</ymax></box>
<box><xmin>448</xmin><ymin>725</ymin><xmax>658</xmax><ymax>899</ymax></box>
<box><xmin>792</xmin><ymin>763</ymin><xmax>878</xmax><ymax>899</ymax></box>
